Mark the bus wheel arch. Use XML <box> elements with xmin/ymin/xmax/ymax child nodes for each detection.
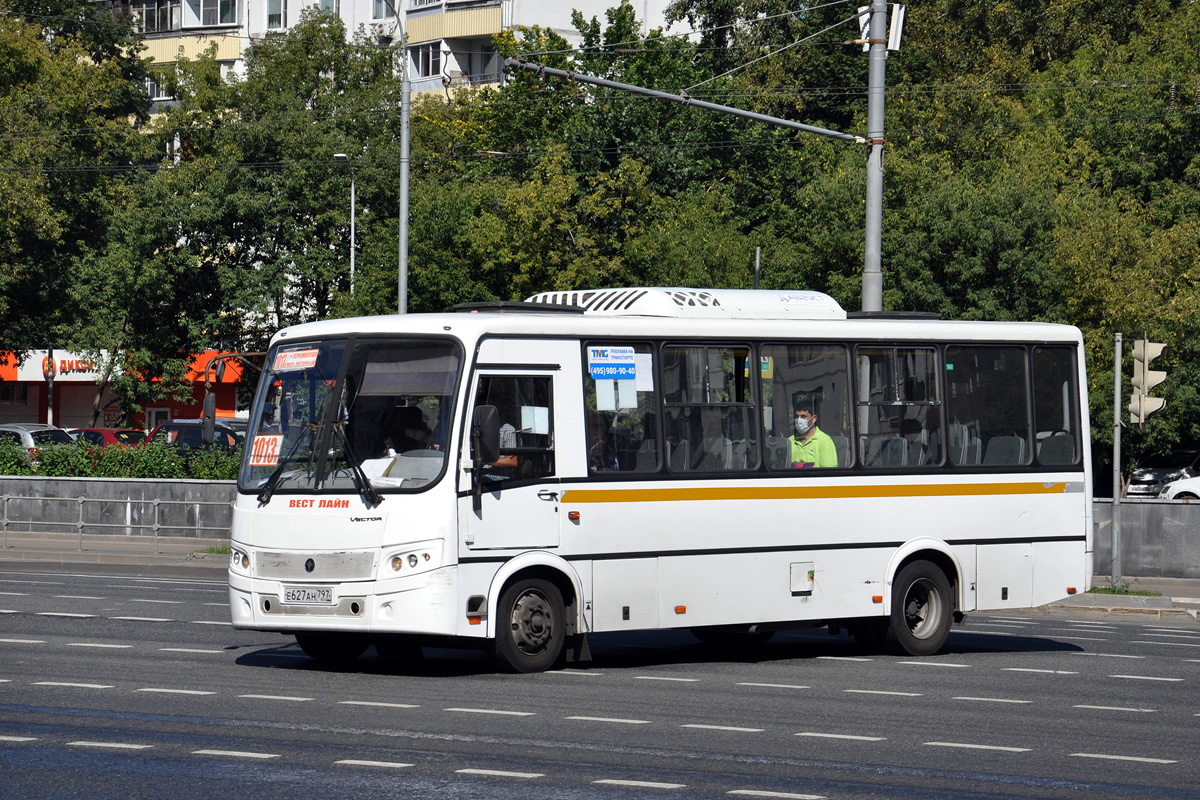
<box><xmin>488</xmin><ymin>561</ymin><xmax>581</xmax><ymax>673</ymax></box>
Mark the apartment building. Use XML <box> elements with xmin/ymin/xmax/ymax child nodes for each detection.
<box><xmin>106</xmin><ymin>0</ymin><xmax>670</xmax><ymax>100</ymax></box>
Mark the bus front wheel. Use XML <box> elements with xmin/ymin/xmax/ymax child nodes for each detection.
<box><xmin>492</xmin><ymin>578</ymin><xmax>565</xmax><ymax>673</ymax></box>
<box><xmin>295</xmin><ymin>631</ymin><xmax>370</xmax><ymax>665</ymax></box>
<box><xmin>884</xmin><ymin>561</ymin><xmax>953</xmax><ymax>656</ymax></box>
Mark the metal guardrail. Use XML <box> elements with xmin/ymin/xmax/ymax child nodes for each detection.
<box><xmin>0</xmin><ymin>493</ymin><xmax>234</xmax><ymax>554</ymax></box>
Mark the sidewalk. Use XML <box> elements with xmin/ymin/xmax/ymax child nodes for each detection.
<box><xmin>0</xmin><ymin>532</ymin><xmax>1198</xmax><ymax>620</ymax></box>
<box><xmin>0</xmin><ymin>531</ymin><xmax>227</xmax><ymax>578</ymax></box>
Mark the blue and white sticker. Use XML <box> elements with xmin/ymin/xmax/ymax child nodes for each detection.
<box><xmin>587</xmin><ymin>346</ymin><xmax>637</xmax><ymax>380</ymax></box>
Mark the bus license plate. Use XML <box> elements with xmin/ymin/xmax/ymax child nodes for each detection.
<box><xmin>283</xmin><ymin>586</ymin><xmax>333</xmax><ymax>605</ymax></box>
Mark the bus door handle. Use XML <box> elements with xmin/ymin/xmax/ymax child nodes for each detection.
<box><xmin>537</xmin><ymin>489</ymin><xmax>559</xmax><ymax>502</ymax></box>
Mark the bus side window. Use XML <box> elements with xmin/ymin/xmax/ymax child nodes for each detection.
<box><xmin>474</xmin><ymin>375</ymin><xmax>555</xmax><ymax>483</ymax></box>
<box><xmin>583</xmin><ymin>342</ymin><xmax>658</xmax><ymax>474</ymax></box>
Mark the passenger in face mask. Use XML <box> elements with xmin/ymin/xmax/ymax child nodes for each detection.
<box><xmin>789</xmin><ymin>402</ymin><xmax>838</xmax><ymax>468</ymax></box>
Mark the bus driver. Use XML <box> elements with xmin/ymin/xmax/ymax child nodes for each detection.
<box><xmin>790</xmin><ymin>400</ymin><xmax>838</xmax><ymax>468</ymax></box>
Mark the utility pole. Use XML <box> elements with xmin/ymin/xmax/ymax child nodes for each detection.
<box><xmin>861</xmin><ymin>0</ymin><xmax>889</xmax><ymax>313</ymax></box>
<box><xmin>398</xmin><ymin>49</ymin><xmax>411</xmax><ymax>314</ymax></box>
<box><xmin>1112</xmin><ymin>333</ymin><xmax>1123</xmax><ymax>584</ymax></box>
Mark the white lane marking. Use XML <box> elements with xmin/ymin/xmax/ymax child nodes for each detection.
<box><xmin>737</xmin><ymin>683</ymin><xmax>809</xmax><ymax>690</ymax></box>
<box><xmin>1071</xmin><ymin>653</ymin><xmax>1145</xmax><ymax>659</ymax></box>
<box><xmin>0</xmin><ymin>736</ymin><xmax>37</xmax><ymax>742</ymax></box>
<box><xmin>67</xmin><ymin>643</ymin><xmax>132</xmax><ymax>649</ymax></box>
<box><xmin>1050</xmin><ymin>628</ymin><xmax>1116</xmax><ymax>634</ymax></box>
<box><xmin>54</xmin><ymin>595</ymin><xmax>105</xmax><ymax>600</ymax></box>
<box><xmin>547</xmin><ymin>670</ymin><xmax>603</xmax><ymax>676</ymax></box>
<box><xmin>159</xmin><ymin>648</ymin><xmax>223</xmax><ymax>654</ymax></box>
<box><xmin>816</xmin><ymin>656</ymin><xmax>872</xmax><ymax>662</ymax></box>
<box><xmin>796</xmin><ymin>732</ymin><xmax>885</xmax><ymax>742</ymax></box>
<box><xmin>1066</xmin><ymin>620</ymin><xmax>1119</xmax><ymax>625</ymax></box>
<box><xmin>109</xmin><ymin>616</ymin><xmax>172</xmax><ymax>623</ymax></box>
<box><xmin>1003</xmin><ymin>668</ymin><xmax>1079</xmax><ymax>675</ymax></box>
<box><xmin>238</xmin><ymin>694</ymin><xmax>313</xmax><ymax>702</ymax></box>
<box><xmin>0</xmin><ymin>680</ymin><xmax>10</xmax><ymax>683</ymax></box>
<box><xmin>130</xmin><ymin>599</ymin><xmax>183</xmax><ymax>604</ymax></box>
<box><xmin>0</xmin><ymin>592</ymin><xmax>30</xmax><ymax>596</ymax></box>
<box><xmin>1047</xmin><ymin>636</ymin><xmax>1106</xmax><ymax>642</ymax></box>
<box><xmin>1109</xmin><ymin>675</ymin><xmax>1184</xmax><ymax>682</ymax></box>
<box><xmin>0</xmin><ymin>610</ymin><xmax>19</xmax><ymax>614</ymax></box>
<box><xmin>566</xmin><ymin>716</ymin><xmax>651</xmax><ymax>725</ymax></box>
<box><xmin>1074</xmin><ymin>705</ymin><xmax>1156</xmax><ymax>713</ymax></box>
<box><xmin>456</xmin><ymin>769</ymin><xmax>544</xmax><ymax>778</ymax></box>
<box><xmin>34</xmin><ymin>682</ymin><xmax>113</xmax><ymax>689</ymax></box>
<box><xmin>961</xmin><ymin>631</ymin><xmax>1017</xmax><ymax>638</ymax></box>
<box><xmin>970</xmin><ymin>621</ymin><xmax>1039</xmax><ymax>627</ymax></box>
<box><xmin>1070</xmin><ymin>753</ymin><xmax>1177</xmax><ymax>764</ymax></box>
<box><xmin>953</xmin><ymin>696</ymin><xmax>1032</xmax><ymax>704</ymax></box>
<box><xmin>681</xmin><ymin>724</ymin><xmax>764</xmax><ymax>732</ymax></box>
<box><xmin>35</xmin><ymin>612</ymin><xmax>96</xmax><ymax>618</ymax></box>
<box><xmin>727</xmin><ymin>790</ymin><xmax>825</xmax><ymax>799</ymax></box>
<box><xmin>193</xmin><ymin>749</ymin><xmax>279</xmax><ymax>759</ymax></box>
<box><xmin>1146</xmin><ymin>627</ymin><xmax>1200</xmax><ymax>634</ymax></box>
<box><xmin>137</xmin><ymin>688</ymin><xmax>217</xmax><ymax>696</ymax></box>
<box><xmin>68</xmin><ymin>741</ymin><xmax>153</xmax><ymax>750</ymax></box>
<box><xmin>339</xmin><ymin>701</ymin><xmax>419</xmax><ymax>709</ymax></box>
<box><xmin>636</xmin><ymin>676</ymin><xmax>700</xmax><ymax>682</ymax></box>
<box><xmin>0</xmin><ymin>639</ymin><xmax>45</xmax><ymax>644</ymax></box>
<box><xmin>1133</xmin><ymin>640</ymin><xmax>1200</xmax><ymax>648</ymax></box>
<box><xmin>593</xmin><ymin>779</ymin><xmax>686</xmax><ymax>789</ymax></box>
<box><xmin>191</xmin><ymin>621</ymin><xmax>232</xmax><ymax>626</ymax></box>
<box><xmin>898</xmin><ymin>661</ymin><xmax>970</xmax><ymax>668</ymax></box>
<box><xmin>925</xmin><ymin>742</ymin><xmax>1030</xmax><ymax>753</ymax></box>
<box><xmin>445</xmin><ymin>708</ymin><xmax>534</xmax><ymax>717</ymax></box>
<box><xmin>336</xmin><ymin>760</ymin><xmax>413</xmax><ymax>768</ymax></box>
<box><xmin>844</xmin><ymin>689</ymin><xmax>922</xmax><ymax>697</ymax></box>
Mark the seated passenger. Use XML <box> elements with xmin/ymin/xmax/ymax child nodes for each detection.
<box><xmin>789</xmin><ymin>401</ymin><xmax>838</xmax><ymax>468</ymax></box>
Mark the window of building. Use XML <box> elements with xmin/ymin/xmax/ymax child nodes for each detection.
<box><xmin>134</xmin><ymin>0</ymin><xmax>181</xmax><ymax>32</ymax></box>
<box><xmin>318</xmin><ymin>0</ymin><xmax>339</xmax><ymax>13</ymax></box>
<box><xmin>412</xmin><ymin>43</ymin><xmax>442</xmax><ymax>78</ymax></box>
<box><xmin>199</xmin><ymin>0</ymin><xmax>235</xmax><ymax>25</ymax></box>
<box><xmin>267</xmin><ymin>0</ymin><xmax>286</xmax><ymax>28</ymax></box>
<box><xmin>0</xmin><ymin>383</ymin><xmax>28</xmax><ymax>405</ymax></box>
<box><xmin>411</xmin><ymin>0</ymin><xmax>440</xmax><ymax>7</ymax></box>
<box><xmin>373</xmin><ymin>0</ymin><xmax>395</xmax><ymax>18</ymax></box>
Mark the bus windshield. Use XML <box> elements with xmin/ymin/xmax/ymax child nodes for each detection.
<box><xmin>239</xmin><ymin>338</ymin><xmax>461</xmax><ymax>499</ymax></box>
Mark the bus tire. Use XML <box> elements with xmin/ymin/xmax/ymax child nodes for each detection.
<box><xmin>884</xmin><ymin>561</ymin><xmax>953</xmax><ymax>656</ymax></box>
<box><xmin>295</xmin><ymin>631</ymin><xmax>370</xmax><ymax>664</ymax></box>
<box><xmin>491</xmin><ymin>578</ymin><xmax>565</xmax><ymax>673</ymax></box>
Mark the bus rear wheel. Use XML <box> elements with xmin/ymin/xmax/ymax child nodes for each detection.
<box><xmin>884</xmin><ymin>561</ymin><xmax>953</xmax><ymax>656</ymax></box>
<box><xmin>295</xmin><ymin>631</ymin><xmax>370</xmax><ymax>665</ymax></box>
<box><xmin>491</xmin><ymin>578</ymin><xmax>565</xmax><ymax>673</ymax></box>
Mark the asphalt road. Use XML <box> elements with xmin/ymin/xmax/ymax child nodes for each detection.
<box><xmin>1</xmin><ymin>568</ymin><xmax>1198</xmax><ymax>800</ymax></box>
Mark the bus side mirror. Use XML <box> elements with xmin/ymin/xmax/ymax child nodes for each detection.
<box><xmin>202</xmin><ymin>392</ymin><xmax>216</xmax><ymax>446</ymax></box>
<box><xmin>471</xmin><ymin>405</ymin><xmax>500</xmax><ymax>512</ymax></box>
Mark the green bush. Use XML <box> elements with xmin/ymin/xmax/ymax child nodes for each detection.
<box><xmin>0</xmin><ymin>440</ymin><xmax>241</xmax><ymax>480</ymax></box>
<box><xmin>36</xmin><ymin>443</ymin><xmax>96</xmax><ymax>477</ymax></box>
<box><xmin>0</xmin><ymin>441</ymin><xmax>34</xmax><ymax>476</ymax></box>
<box><xmin>186</xmin><ymin>446</ymin><xmax>242</xmax><ymax>480</ymax></box>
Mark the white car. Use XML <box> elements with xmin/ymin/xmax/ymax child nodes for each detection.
<box><xmin>1159</xmin><ymin>475</ymin><xmax>1200</xmax><ymax>500</ymax></box>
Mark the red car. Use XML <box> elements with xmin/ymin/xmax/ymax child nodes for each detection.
<box><xmin>69</xmin><ymin>428</ymin><xmax>146</xmax><ymax>447</ymax></box>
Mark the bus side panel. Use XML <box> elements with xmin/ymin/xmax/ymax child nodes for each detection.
<box><xmin>592</xmin><ymin>559</ymin><xmax>659</xmax><ymax>630</ymax></box>
<box><xmin>1033</xmin><ymin>540</ymin><xmax>1090</xmax><ymax>606</ymax></box>
<box><xmin>655</xmin><ymin>550</ymin><xmax>887</xmax><ymax>628</ymax></box>
<box><xmin>975</xmin><ymin>544</ymin><xmax>1033</xmax><ymax>609</ymax></box>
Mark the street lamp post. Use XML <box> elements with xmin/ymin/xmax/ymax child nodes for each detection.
<box><xmin>334</xmin><ymin>152</ymin><xmax>356</xmax><ymax>294</ymax></box>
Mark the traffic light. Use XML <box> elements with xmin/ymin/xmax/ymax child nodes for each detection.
<box><xmin>1129</xmin><ymin>339</ymin><xmax>1167</xmax><ymax>425</ymax></box>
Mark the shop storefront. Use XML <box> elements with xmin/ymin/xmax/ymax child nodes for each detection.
<box><xmin>0</xmin><ymin>350</ymin><xmax>246</xmax><ymax>431</ymax></box>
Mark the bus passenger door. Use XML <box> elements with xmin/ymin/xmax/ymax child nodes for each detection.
<box><xmin>460</xmin><ymin>345</ymin><xmax>574</xmax><ymax>550</ymax></box>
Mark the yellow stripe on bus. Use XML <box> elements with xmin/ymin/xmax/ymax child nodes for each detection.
<box><xmin>560</xmin><ymin>482</ymin><xmax>1071</xmax><ymax>504</ymax></box>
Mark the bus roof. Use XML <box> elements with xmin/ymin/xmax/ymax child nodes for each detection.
<box><xmin>270</xmin><ymin>289</ymin><xmax>1082</xmax><ymax>346</ymax></box>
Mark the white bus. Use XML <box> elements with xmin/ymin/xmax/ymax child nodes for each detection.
<box><xmin>228</xmin><ymin>288</ymin><xmax>1092</xmax><ymax>672</ymax></box>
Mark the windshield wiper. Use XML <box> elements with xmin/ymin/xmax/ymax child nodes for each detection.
<box><xmin>333</xmin><ymin>424</ymin><xmax>384</xmax><ymax>507</ymax></box>
<box><xmin>257</xmin><ymin>429</ymin><xmax>313</xmax><ymax>505</ymax></box>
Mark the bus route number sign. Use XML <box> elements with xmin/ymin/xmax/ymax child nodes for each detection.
<box><xmin>249</xmin><ymin>434</ymin><xmax>283</xmax><ymax>467</ymax></box>
<box><xmin>587</xmin><ymin>346</ymin><xmax>636</xmax><ymax>380</ymax></box>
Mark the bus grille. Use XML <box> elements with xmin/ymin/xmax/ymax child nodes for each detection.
<box><xmin>256</xmin><ymin>551</ymin><xmax>377</xmax><ymax>581</ymax></box>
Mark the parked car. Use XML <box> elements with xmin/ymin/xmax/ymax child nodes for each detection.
<box><xmin>0</xmin><ymin>422</ymin><xmax>76</xmax><ymax>460</ymax></box>
<box><xmin>1159</xmin><ymin>475</ymin><xmax>1200</xmax><ymax>500</ymax></box>
<box><xmin>146</xmin><ymin>419</ymin><xmax>242</xmax><ymax>451</ymax></box>
<box><xmin>1127</xmin><ymin>449</ymin><xmax>1200</xmax><ymax>497</ymax></box>
<box><xmin>69</xmin><ymin>428</ymin><xmax>146</xmax><ymax>447</ymax></box>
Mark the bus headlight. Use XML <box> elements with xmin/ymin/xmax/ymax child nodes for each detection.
<box><xmin>385</xmin><ymin>542</ymin><xmax>440</xmax><ymax>575</ymax></box>
<box><xmin>230</xmin><ymin>547</ymin><xmax>250</xmax><ymax>571</ymax></box>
